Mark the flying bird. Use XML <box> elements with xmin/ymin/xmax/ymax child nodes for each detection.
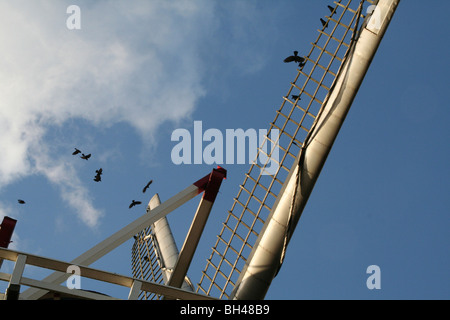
<box><xmin>320</xmin><ymin>18</ymin><xmax>328</xmax><ymax>28</ymax></box>
<box><xmin>129</xmin><ymin>200</ymin><xmax>142</xmax><ymax>209</ymax></box>
<box><xmin>283</xmin><ymin>51</ymin><xmax>305</xmax><ymax>64</ymax></box>
<box><xmin>80</xmin><ymin>153</ymin><xmax>91</xmax><ymax>160</ymax></box>
<box><xmin>93</xmin><ymin>168</ymin><xmax>103</xmax><ymax>182</ymax></box>
<box><xmin>17</xmin><ymin>199</ymin><xmax>25</xmax><ymax>204</ymax></box>
<box><xmin>142</xmin><ymin>180</ymin><xmax>153</xmax><ymax>193</ymax></box>
<box><xmin>72</xmin><ymin>148</ymin><xmax>82</xmax><ymax>155</ymax></box>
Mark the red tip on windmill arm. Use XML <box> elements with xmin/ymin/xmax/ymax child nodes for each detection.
<box><xmin>216</xmin><ymin>166</ymin><xmax>227</xmax><ymax>179</ymax></box>
<box><xmin>0</xmin><ymin>216</ymin><xmax>17</xmax><ymax>248</ymax></box>
<box><xmin>203</xmin><ymin>166</ymin><xmax>227</xmax><ymax>202</ymax></box>
<box><xmin>193</xmin><ymin>166</ymin><xmax>227</xmax><ymax>202</ymax></box>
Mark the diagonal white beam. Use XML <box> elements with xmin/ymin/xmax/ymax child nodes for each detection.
<box><xmin>10</xmin><ymin>254</ymin><xmax>27</xmax><ymax>285</ymax></box>
<box><xmin>127</xmin><ymin>280</ymin><xmax>142</xmax><ymax>300</ymax></box>
<box><xmin>166</xmin><ymin>167</ymin><xmax>226</xmax><ymax>291</ymax></box>
<box><xmin>5</xmin><ymin>254</ymin><xmax>27</xmax><ymax>300</ymax></box>
<box><xmin>21</xmin><ymin>183</ymin><xmax>202</xmax><ymax>300</ymax></box>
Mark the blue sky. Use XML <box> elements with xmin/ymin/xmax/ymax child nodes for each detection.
<box><xmin>0</xmin><ymin>0</ymin><xmax>449</xmax><ymax>300</ymax></box>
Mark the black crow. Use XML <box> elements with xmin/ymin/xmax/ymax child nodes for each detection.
<box><xmin>129</xmin><ymin>200</ymin><xmax>142</xmax><ymax>209</ymax></box>
<box><xmin>18</xmin><ymin>199</ymin><xmax>25</xmax><ymax>204</ymax></box>
<box><xmin>94</xmin><ymin>168</ymin><xmax>103</xmax><ymax>181</ymax></box>
<box><xmin>80</xmin><ymin>153</ymin><xmax>91</xmax><ymax>160</ymax></box>
<box><xmin>284</xmin><ymin>51</ymin><xmax>305</xmax><ymax>64</ymax></box>
<box><xmin>72</xmin><ymin>148</ymin><xmax>82</xmax><ymax>155</ymax></box>
<box><xmin>320</xmin><ymin>18</ymin><xmax>328</xmax><ymax>28</ymax></box>
<box><xmin>142</xmin><ymin>180</ymin><xmax>153</xmax><ymax>193</ymax></box>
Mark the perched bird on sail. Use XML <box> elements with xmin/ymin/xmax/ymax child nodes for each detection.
<box><xmin>72</xmin><ymin>148</ymin><xmax>82</xmax><ymax>155</ymax></box>
<box><xmin>129</xmin><ymin>200</ymin><xmax>142</xmax><ymax>209</ymax></box>
<box><xmin>320</xmin><ymin>18</ymin><xmax>328</xmax><ymax>28</ymax></box>
<box><xmin>142</xmin><ymin>180</ymin><xmax>153</xmax><ymax>193</ymax></box>
<box><xmin>80</xmin><ymin>153</ymin><xmax>91</xmax><ymax>160</ymax></box>
<box><xmin>17</xmin><ymin>199</ymin><xmax>25</xmax><ymax>204</ymax></box>
<box><xmin>283</xmin><ymin>51</ymin><xmax>305</xmax><ymax>64</ymax></box>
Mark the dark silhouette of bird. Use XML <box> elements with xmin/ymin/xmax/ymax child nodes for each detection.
<box><xmin>80</xmin><ymin>153</ymin><xmax>91</xmax><ymax>160</ymax></box>
<box><xmin>298</xmin><ymin>60</ymin><xmax>306</xmax><ymax>68</ymax></box>
<box><xmin>72</xmin><ymin>148</ymin><xmax>82</xmax><ymax>155</ymax></box>
<box><xmin>93</xmin><ymin>168</ymin><xmax>103</xmax><ymax>182</ymax></box>
<box><xmin>17</xmin><ymin>199</ymin><xmax>25</xmax><ymax>204</ymax></box>
<box><xmin>129</xmin><ymin>200</ymin><xmax>142</xmax><ymax>209</ymax></box>
<box><xmin>291</xmin><ymin>95</ymin><xmax>301</xmax><ymax>101</ymax></box>
<box><xmin>320</xmin><ymin>18</ymin><xmax>328</xmax><ymax>28</ymax></box>
<box><xmin>142</xmin><ymin>180</ymin><xmax>153</xmax><ymax>193</ymax></box>
<box><xmin>284</xmin><ymin>51</ymin><xmax>305</xmax><ymax>64</ymax></box>
<box><xmin>328</xmin><ymin>5</ymin><xmax>335</xmax><ymax>13</ymax></box>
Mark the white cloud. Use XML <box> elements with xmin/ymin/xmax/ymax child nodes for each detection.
<box><xmin>32</xmin><ymin>146</ymin><xmax>104</xmax><ymax>228</ymax></box>
<box><xmin>0</xmin><ymin>0</ymin><xmax>278</xmax><ymax>230</ymax></box>
<box><xmin>0</xmin><ymin>0</ymin><xmax>214</xmax><ymax>228</ymax></box>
